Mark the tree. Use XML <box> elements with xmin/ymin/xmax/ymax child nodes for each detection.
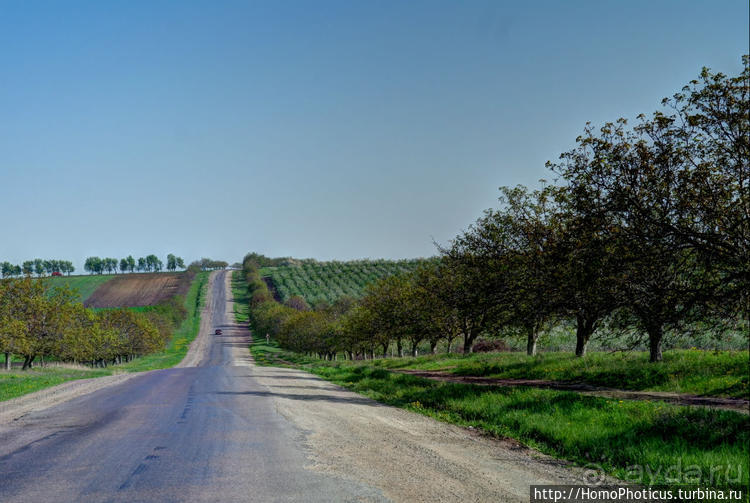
<box><xmin>544</xmin><ymin>178</ymin><xmax>621</xmax><ymax>357</ymax></box>
<box><xmin>647</xmin><ymin>58</ymin><xmax>749</xmax><ymax>318</ymax></box>
<box><xmin>556</xmin><ymin>119</ymin><xmax>720</xmax><ymax>362</ymax></box>
<box><xmin>175</xmin><ymin>257</ymin><xmax>185</xmax><ymax>269</ymax></box>
<box><xmin>34</xmin><ymin>258</ymin><xmax>45</xmax><ymax>277</ymax></box>
<box><xmin>146</xmin><ymin>254</ymin><xmax>163</xmax><ymax>272</ymax></box>
<box><xmin>84</xmin><ymin>256</ymin><xmax>103</xmax><ymax>275</ymax></box>
<box><xmin>22</xmin><ymin>261</ymin><xmax>34</xmax><ymax>276</ymax></box>
<box><xmin>127</xmin><ymin>255</ymin><xmax>136</xmax><ymax>273</ymax></box>
<box><xmin>1</xmin><ymin>262</ymin><xmax>14</xmax><ymax>278</ymax></box>
<box><xmin>167</xmin><ymin>254</ymin><xmax>176</xmax><ymax>272</ymax></box>
<box><xmin>120</xmin><ymin>258</ymin><xmax>129</xmax><ymax>274</ymax></box>
<box><xmin>137</xmin><ymin>257</ymin><xmax>146</xmax><ymax>272</ymax></box>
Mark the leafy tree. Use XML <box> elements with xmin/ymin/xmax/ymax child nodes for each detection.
<box><xmin>120</xmin><ymin>258</ymin><xmax>129</xmax><ymax>274</ymax></box>
<box><xmin>84</xmin><ymin>256</ymin><xmax>103</xmax><ymax>275</ymax></box>
<box><xmin>127</xmin><ymin>255</ymin><xmax>136</xmax><ymax>273</ymax></box>
<box><xmin>146</xmin><ymin>254</ymin><xmax>163</xmax><ymax>272</ymax></box>
<box><xmin>556</xmin><ymin>119</ymin><xmax>720</xmax><ymax>362</ymax></box>
<box><xmin>1</xmin><ymin>262</ymin><xmax>14</xmax><ymax>278</ymax></box>
<box><xmin>34</xmin><ymin>258</ymin><xmax>45</xmax><ymax>277</ymax></box>
<box><xmin>22</xmin><ymin>261</ymin><xmax>34</xmax><ymax>276</ymax></box>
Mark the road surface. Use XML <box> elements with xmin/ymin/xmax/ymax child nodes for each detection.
<box><xmin>0</xmin><ymin>270</ymin><xmax>595</xmax><ymax>502</ymax></box>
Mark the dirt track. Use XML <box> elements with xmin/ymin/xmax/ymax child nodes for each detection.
<box><xmin>84</xmin><ymin>272</ymin><xmax>194</xmax><ymax>308</ymax></box>
<box><xmin>392</xmin><ymin>370</ymin><xmax>750</xmax><ymax>414</ymax></box>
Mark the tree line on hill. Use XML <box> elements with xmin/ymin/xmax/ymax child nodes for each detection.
<box><xmin>84</xmin><ymin>254</ymin><xmax>186</xmax><ymax>274</ymax></box>
<box><xmin>0</xmin><ymin>254</ymin><xmax>193</xmax><ymax>278</ymax></box>
<box><xmin>188</xmin><ymin>258</ymin><xmax>229</xmax><ymax>271</ymax></box>
<box><xmin>1</xmin><ymin>259</ymin><xmax>75</xmax><ymax>278</ymax></box>
<box><xmin>0</xmin><ymin>276</ymin><xmax>188</xmax><ymax>370</ymax></box>
<box><xmin>244</xmin><ymin>57</ymin><xmax>748</xmax><ymax>362</ymax></box>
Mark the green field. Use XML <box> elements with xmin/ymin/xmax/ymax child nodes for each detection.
<box><xmin>0</xmin><ymin>272</ymin><xmax>209</xmax><ymax>401</ymax></box>
<box><xmin>45</xmin><ymin>274</ymin><xmax>114</xmax><ymax>302</ymax></box>
<box><xmin>250</xmin><ymin>340</ymin><xmax>749</xmax><ymax>487</ymax></box>
<box><xmin>261</xmin><ymin>258</ymin><xmax>429</xmax><ymax>304</ymax></box>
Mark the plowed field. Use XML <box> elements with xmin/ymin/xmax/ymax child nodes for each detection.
<box><xmin>84</xmin><ymin>272</ymin><xmax>194</xmax><ymax>308</ymax></box>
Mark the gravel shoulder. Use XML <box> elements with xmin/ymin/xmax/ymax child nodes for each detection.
<box><xmin>223</xmin><ymin>281</ymin><xmax>608</xmax><ymax>502</ymax></box>
<box><xmin>248</xmin><ymin>365</ymin><xmax>606</xmax><ymax>502</ymax></box>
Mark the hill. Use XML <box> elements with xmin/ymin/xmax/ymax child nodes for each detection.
<box><xmin>45</xmin><ymin>275</ymin><xmax>115</xmax><ymax>303</ymax></box>
<box><xmin>261</xmin><ymin>259</ymin><xmax>430</xmax><ymax>305</ymax></box>
<box><xmin>83</xmin><ymin>272</ymin><xmax>195</xmax><ymax>308</ymax></box>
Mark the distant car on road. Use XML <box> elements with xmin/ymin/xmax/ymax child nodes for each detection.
<box><xmin>51</xmin><ymin>271</ymin><xmax>63</xmax><ymax>277</ymax></box>
<box><xmin>215</xmin><ymin>329</ymin><xmax>222</xmax><ymax>335</ymax></box>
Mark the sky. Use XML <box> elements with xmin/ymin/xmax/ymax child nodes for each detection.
<box><xmin>1</xmin><ymin>0</ymin><xmax>747</xmax><ymax>270</ymax></box>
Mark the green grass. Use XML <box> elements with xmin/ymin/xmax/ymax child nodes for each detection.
<box><xmin>0</xmin><ymin>272</ymin><xmax>210</xmax><ymax>401</ymax></box>
<box><xmin>231</xmin><ymin>270</ymin><xmax>250</xmax><ymax>324</ymax></box>
<box><xmin>251</xmin><ymin>341</ymin><xmax>749</xmax><ymax>487</ymax></box>
<box><xmin>354</xmin><ymin>350</ymin><xmax>749</xmax><ymax>399</ymax></box>
<box><xmin>0</xmin><ymin>367</ymin><xmax>113</xmax><ymax>401</ymax></box>
<box><xmin>260</xmin><ymin>258</ymin><xmax>429</xmax><ymax>304</ymax></box>
<box><xmin>45</xmin><ymin>274</ymin><xmax>114</xmax><ymax>302</ymax></box>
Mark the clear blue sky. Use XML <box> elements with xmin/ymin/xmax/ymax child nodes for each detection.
<box><xmin>1</xmin><ymin>0</ymin><xmax>747</xmax><ymax>269</ymax></box>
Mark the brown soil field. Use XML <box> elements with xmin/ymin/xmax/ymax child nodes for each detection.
<box><xmin>84</xmin><ymin>272</ymin><xmax>194</xmax><ymax>308</ymax></box>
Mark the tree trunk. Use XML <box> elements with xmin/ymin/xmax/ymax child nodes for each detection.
<box><xmin>396</xmin><ymin>338</ymin><xmax>403</xmax><ymax>357</ymax></box>
<box><xmin>575</xmin><ymin>315</ymin><xmax>594</xmax><ymax>357</ymax></box>
<box><xmin>381</xmin><ymin>343</ymin><xmax>388</xmax><ymax>358</ymax></box>
<box><xmin>526</xmin><ymin>327</ymin><xmax>538</xmax><ymax>356</ymax></box>
<box><xmin>22</xmin><ymin>355</ymin><xmax>34</xmax><ymax>370</ymax></box>
<box><xmin>648</xmin><ymin>324</ymin><xmax>664</xmax><ymax>362</ymax></box>
<box><xmin>463</xmin><ymin>334</ymin><xmax>474</xmax><ymax>354</ymax></box>
<box><xmin>446</xmin><ymin>336</ymin><xmax>455</xmax><ymax>354</ymax></box>
<box><xmin>4</xmin><ymin>353</ymin><xmax>10</xmax><ymax>371</ymax></box>
<box><xmin>429</xmin><ymin>340</ymin><xmax>438</xmax><ymax>354</ymax></box>
<box><xmin>411</xmin><ymin>345</ymin><xmax>418</xmax><ymax>357</ymax></box>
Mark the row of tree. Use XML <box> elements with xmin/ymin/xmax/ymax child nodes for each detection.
<box><xmin>245</xmin><ymin>57</ymin><xmax>749</xmax><ymax>362</ymax></box>
<box><xmin>84</xmin><ymin>254</ymin><xmax>185</xmax><ymax>274</ymax></box>
<box><xmin>0</xmin><ymin>277</ymin><xmax>185</xmax><ymax>369</ymax></box>
<box><xmin>189</xmin><ymin>258</ymin><xmax>229</xmax><ymax>271</ymax></box>
<box><xmin>0</xmin><ymin>259</ymin><xmax>75</xmax><ymax>278</ymax></box>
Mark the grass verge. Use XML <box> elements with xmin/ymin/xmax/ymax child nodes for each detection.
<box><xmin>0</xmin><ymin>272</ymin><xmax>210</xmax><ymax>401</ymax></box>
<box><xmin>250</xmin><ymin>340</ymin><xmax>749</xmax><ymax>487</ymax></box>
<box><xmin>289</xmin><ymin>350</ymin><xmax>748</xmax><ymax>399</ymax></box>
<box><xmin>231</xmin><ymin>270</ymin><xmax>250</xmax><ymax>324</ymax></box>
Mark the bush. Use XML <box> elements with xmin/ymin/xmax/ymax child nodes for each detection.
<box><xmin>472</xmin><ymin>338</ymin><xmax>511</xmax><ymax>353</ymax></box>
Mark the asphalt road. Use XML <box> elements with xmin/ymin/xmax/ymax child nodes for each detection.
<box><xmin>0</xmin><ymin>271</ymin><xmax>383</xmax><ymax>502</ymax></box>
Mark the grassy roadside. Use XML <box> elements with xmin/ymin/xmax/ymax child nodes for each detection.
<box><xmin>230</xmin><ymin>270</ymin><xmax>250</xmax><ymax>324</ymax></box>
<box><xmin>0</xmin><ymin>272</ymin><xmax>210</xmax><ymax>402</ymax></box>
<box><xmin>250</xmin><ymin>340</ymin><xmax>749</xmax><ymax>487</ymax></box>
<box><xmin>361</xmin><ymin>350</ymin><xmax>749</xmax><ymax>399</ymax></box>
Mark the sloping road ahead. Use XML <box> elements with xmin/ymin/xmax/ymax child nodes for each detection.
<box><xmin>0</xmin><ymin>270</ymin><xmax>593</xmax><ymax>502</ymax></box>
<box><xmin>0</xmin><ymin>271</ymin><xmax>382</xmax><ymax>502</ymax></box>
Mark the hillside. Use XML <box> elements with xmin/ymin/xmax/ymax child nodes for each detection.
<box><xmin>83</xmin><ymin>272</ymin><xmax>195</xmax><ymax>308</ymax></box>
<box><xmin>45</xmin><ymin>275</ymin><xmax>115</xmax><ymax>303</ymax></box>
<box><xmin>261</xmin><ymin>259</ymin><xmax>429</xmax><ymax>304</ymax></box>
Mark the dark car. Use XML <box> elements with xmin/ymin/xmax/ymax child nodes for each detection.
<box><xmin>214</xmin><ymin>329</ymin><xmax>222</xmax><ymax>335</ymax></box>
